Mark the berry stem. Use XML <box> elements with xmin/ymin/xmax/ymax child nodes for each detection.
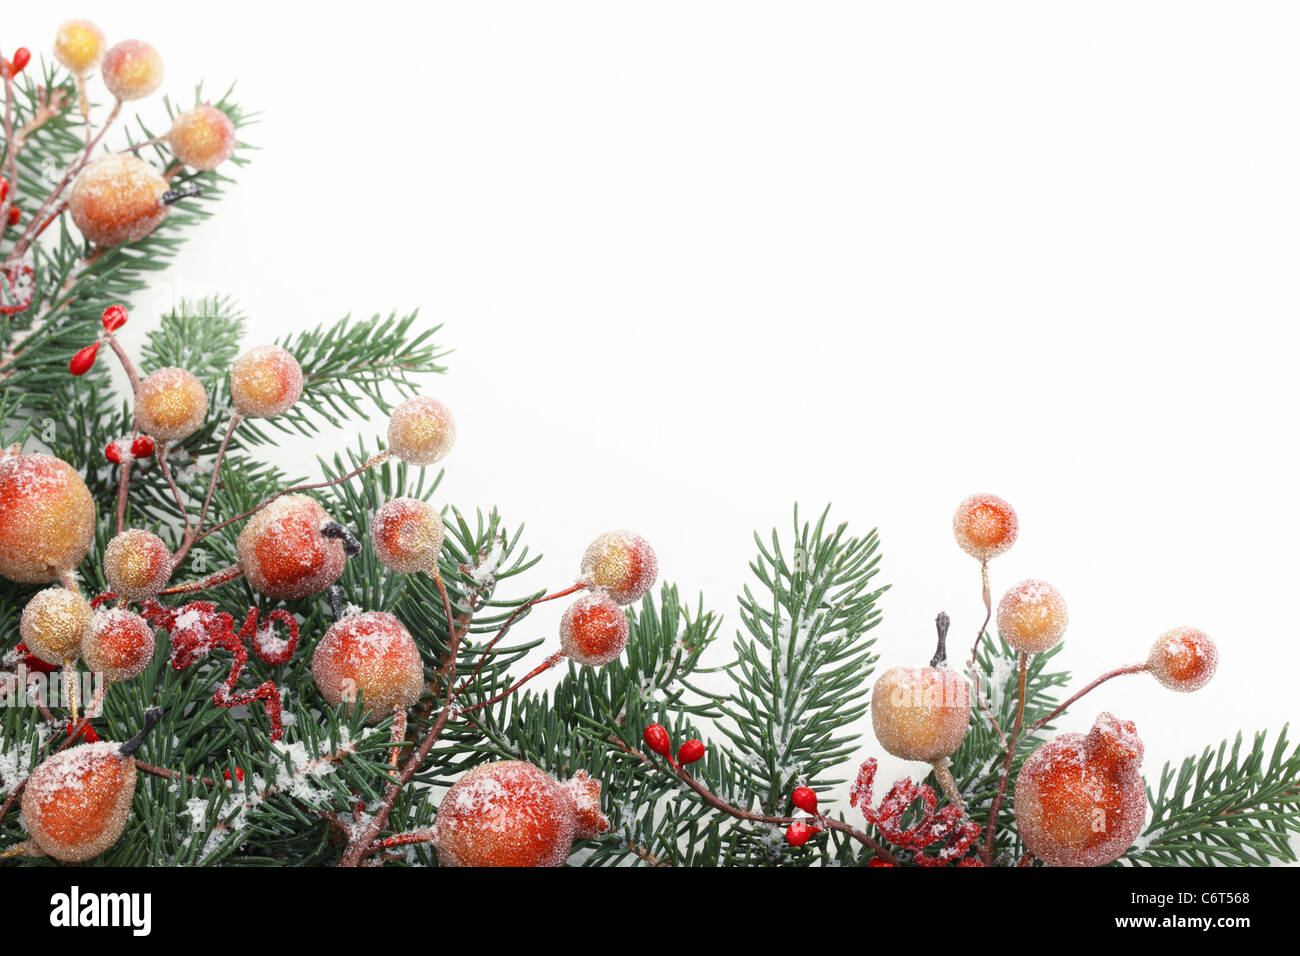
<box><xmin>931</xmin><ymin>758</ymin><xmax>966</xmax><ymax>815</ymax></box>
<box><xmin>114</xmin><ymin>447</ymin><xmax>133</xmax><ymax>536</ymax></box>
<box><xmin>966</xmin><ymin>560</ymin><xmax>1005</xmax><ymax>742</ymax></box>
<box><xmin>983</xmin><ymin>651</ymin><xmax>1028</xmax><ymax>864</ymax></box>
<box><xmin>1026</xmin><ymin>663</ymin><xmax>1148</xmax><ymax>733</ymax></box>
<box><xmin>456</xmin><ymin>652</ymin><xmax>566</xmax><ymax>717</ymax></box>
<box><xmin>102</xmin><ymin>329</ymin><xmax>143</xmax><ymax>395</ymax></box>
<box><xmin>118</xmin><ymin>706</ymin><xmax>164</xmax><ymax>758</ymax></box>
<box><xmin>154</xmin><ymin>442</ymin><xmax>194</xmax><ymax>542</ymax></box>
<box><xmin>387</xmin><ymin>710</ymin><xmax>407</xmax><ymax>771</ymax></box>
<box><xmin>157</xmin><ymin>563</ymin><xmax>244</xmax><ymax>596</ymax></box>
<box><xmin>455</xmin><ymin>581</ymin><xmax>588</xmax><ymax>696</ymax></box>
<box><xmin>171</xmin><ymin>412</ymin><xmax>242</xmax><ymax>569</ymax></box>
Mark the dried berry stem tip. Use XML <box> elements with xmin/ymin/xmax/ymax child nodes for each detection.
<box><xmin>160</xmin><ymin>184</ymin><xmax>204</xmax><ymax>206</ymax></box>
<box><xmin>321</xmin><ymin>521</ymin><xmax>363</xmax><ymax>557</ymax></box>
<box><xmin>119</xmin><ymin>706</ymin><xmax>163</xmax><ymax>758</ymax></box>
<box><xmin>930</xmin><ymin>611</ymin><xmax>950</xmax><ymax>668</ymax></box>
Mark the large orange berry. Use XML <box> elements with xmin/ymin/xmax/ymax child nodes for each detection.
<box><xmin>168</xmin><ymin>104</ymin><xmax>236</xmax><ymax>171</ymax></box>
<box><xmin>100</xmin><ymin>39</ymin><xmax>163</xmax><ymax>101</ymax></box>
<box><xmin>310</xmin><ymin>611</ymin><xmax>423</xmax><ymax>721</ymax></box>
<box><xmin>68</xmin><ymin>155</ymin><xmax>169</xmax><ymax>247</ymax></box>
<box><xmin>1014</xmin><ymin>712</ymin><xmax>1146</xmax><ymax>867</ymax></box>
<box><xmin>580</xmin><ymin>530</ymin><xmax>658</xmax><ymax>606</ymax></box>
<box><xmin>369</xmin><ymin>497</ymin><xmax>444</xmax><ymax>574</ymax></box>
<box><xmin>952</xmin><ymin>493</ymin><xmax>1018</xmax><ymax>562</ymax></box>
<box><xmin>432</xmin><ymin>761</ymin><xmax>609</xmax><ymax>867</ymax></box>
<box><xmin>82</xmin><ymin>609</ymin><xmax>156</xmax><ymax>683</ymax></box>
<box><xmin>387</xmin><ymin>396</ymin><xmax>455</xmax><ymax>466</ymax></box>
<box><xmin>871</xmin><ymin>666</ymin><xmax>970</xmax><ymax>762</ymax></box>
<box><xmin>237</xmin><ymin>494</ymin><xmax>346</xmax><ymax>600</ymax></box>
<box><xmin>229</xmin><ymin>344</ymin><xmax>302</xmax><ymax>418</ymax></box>
<box><xmin>559</xmin><ymin>592</ymin><xmax>629</xmax><ymax>666</ymax></box>
<box><xmin>134</xmin><ymin>366</ymin><xmax>208</xmax><ymax>441</ymax></box>
<box><xmin>19</xmin><ymin>588</ymin><xmax>93</xmax><ymax>666</ymax></box>
<box><xmin>1147</xmin><ymin>627</ymin><xmax>1218</xmax><ymax>693</ymax></box>
<box><xmin>20</xmin><ymin>742</ymin><xmax>137</xmax><ymax>862</ymax></box>
<box><xmin>997</xmin><ymin>579</ymin><xmax>1068</xmax><ymax>654</ymax></box>
<box><xmin>0</xmin><ymin>452</ymin><xmax>96</xmax><ymax>584</ymax></box>
<box><xmin>103</xmin><ymin>529</ymin><xmax>172</xmax><ymax>601</ymax></box>
<box><xmin>53</xmin><ymin>19</ymin><xmax>106</xmax><ymax>75</ymax></box>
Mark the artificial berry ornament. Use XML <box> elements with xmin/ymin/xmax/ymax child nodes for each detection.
<box><xmin>997</xmin><ymin>579</ymin><xmax>1069</xmax><ymax>654</ymax></box>
<box><xmin>791</xmin><ymin>786</ymin><xmax>818</xmax><ymax>815</ymax></box>
<box><xmin>68</xmin><ymin>155</ymin><xmax>170</xmax><ymax>248</ymax></box>
<box><xmin>134</xmin><ymin>366</ymin><xmax>209</xmax><ymax>441</ymax></box>
<box><xmin>68</xmin><ymin>342</ymin><xmax>100</xmax><ymax>375</ymax></box>
<box><xmin>432</xmin><ymin>760</ymin><xmax>610</xmax><ymax>867</ymax></box>
<box><xmin>387</xmin><ymin>395</ymin><xmax>456</xmax><ymax>466</ymax></box>
<box><xmin>53</xmin><ymin>19</ymin><xmax>106</xmax><ymax>75</ymax></box>
<box><xmin>369</xmin><ymin>497</ymin><xmax>445</xmax><ymax>574</ymax></box>
<box><xmin>0</xmin><ymin>450</ymin><xmax>96</xmax><ymax>584</ymax></box>
<box><xmin>103</xmin><ymin>528</ymin><xmax>173</xmax><ymax>601</ymax></box>
<box><xmin>952</xmin><ymin>492</ymin><xmax>1018</xmax><ymax>562</ymax></box>
<box><xmin>101</xmin><ymin>303</ymin><xmax>129</xmax><ymax>331</ymax></box>
<box><xmin>236</xmin><ymin>494</ymin><xmax>347</xmax><ymax>600</ymax></box>
<box><xmin>19</xmin><ymin>587</ymin><xmax>93</xmax><ymax>667</ymax></box>
<box><xmin>18</xmin><ymin>708</ymin><xmax>161</xmax><ymax>862</ymax></box>
<box><xmin>100</xmin><ymin>39</ymin><xmax>164</xmax><ymax>101</ymax></box>
<box><xmin>81</xmin><ymin>608</ymin><xmax>156</xmax><ymax>683</ymax></box>
<box><xmin>7</xmin><ymin>49</ymin><xmax>31</xmax><ymax>78</ymax></box>
<box><xmin>676</xmin><ymin>739</ymin><xmax>706</xmax><ymax>765</ymax></box>
<box><xmin>229</xmin><ymin>344</ymin><xmax>303</xmax><ymax>418</ymax></box>
<box><xmin>643</xmin><ymin>723</ymin><xmax>672</xmax><ymax>757</ymax></box>
<box><xmin>785</xmin><ymin>821</ymin><xmax>820</xmax><ymax>847</ymax></box>
<box><xmin>558</xmin><ymin>591</ymin><xmax>630</xmax><ymax>666</ymax></box>
<box><xmin>580</xmin><ymin>529</ymin><xmax>658</xmax><ymax>606</ymax></box>
<box><xmin>1014</xmin><ymin>712</ymin><xmax>1147</xmax><ymax>867</ymax></box>
<box><xmin>169</xmin><ymin>103</ymin><xmax>237</xmax><ymax>171</ymax></box>
<box><xmin>1146</xmin><ymin>626</ymin><xmax>1218</xmax><ymax>693</ymax></box>
<box><xmin>870</xmin><ymin>614</ymin><xmax>970</xmax><ymax>764</ymax></box>
<box><xmin>310</xmin><ymin>611</ymin><xmax>424</xmax><ymax>722</ymax></box>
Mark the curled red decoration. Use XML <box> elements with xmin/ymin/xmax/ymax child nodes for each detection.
<box><xmin>851</xmin><ymin>758</ymin><xmax>982</xmax><ymax>867</ymax></box>
<box><xmin>0</xmin><ymin>263</ymin><xmax>34</xmax><ymax>316</ymax></box>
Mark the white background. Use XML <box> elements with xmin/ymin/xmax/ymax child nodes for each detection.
<box><xmin>11</xmin><ymin>3</ymin><xmax>1299</xmax><ymax>845</ymax></box>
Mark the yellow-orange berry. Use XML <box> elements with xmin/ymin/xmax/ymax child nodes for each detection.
<box><xmin>387</xmin><ymin>396</ymin><xmax>455</xmax><ymax>466</ymax></box>
<box><xmin>1147</xmin><ymin>627</ymin><xmax>1218</xmax><ymax>693</ymax></box>
<box><xmin>68</xmin><ymin>154</ymin><xmax>169</xmax><ymax>248</ymax></box>
<box><xmin>370</xmin><ymin>497</ymin><xmax>444</xmax><ymax>574</ymax></box>
<box><xmin>229</xmin><ymin>345</ymin><xmax>303</xmax><ymax>418</ymax></box>
<box><xmin>559</xmin><ymin>592</ymin><xmax>630</xmax><ymax>667</ymax></box>
<box><xmin>53</xmin><ymin>19</ymin><xmax>105</xmax><ymax>75</ymax></box>
<box><xmin>82</xmin><ymin>609</ymin><xmax>155</xmax><ymax>683</ymax></box>
<box><xmin>871</xmin><ymin>665</ymin><xmax>970</xmax><ymax>762</ymax></box>
<box><xmin>168</xmin><ymin>104</ymin><xmax>236</xmax><ymax>171</ymax></box>
<box><xmin>580</xmin><ymin>530</ymin><xmax>658</xmax><ymax>606</ymax></box>
<box><xmin>310</xmin><ymin>611</ymin><xmax>423</xmax><ymax>722</ymax></box>
<box><xmin>0</xmin><ymin>452</ymin><xmax>96</xmax><ymax>584</ymax></box>
<box><xmin>134</xmin><ymin>366</ymin><xmax>208</xmax><ymax>441</ymax></box>
<box><xmin>236</xmin><ymin>494</ymin><xmax>346</xmax><ymax>600</ymax></box>
<box><xmin>103</xmin><ymin>529</ymin><xmax>172</xmax><ymax>601</ymax></box>
<box><xmin>19</xmin><ymin>588</ymin><xmax>93</xmax><ymax>666</ymax></box>
<box><xmin>21</xmin><ymin>742</ymin><xmax>137</xmax><ymax>862</ymax></box>
<box><xmin>952</xmin><ymin>493</ymin><xmax>1018</xmax><ymax>562</ymax></box>
<box><xmin>101</xmin><ymin>39</ymin><xmax>163</xmax><ymax>101</ymax></box>
<box><xmin>997</xmin><ymin>579</ymin><xmax>1068</xmax><ymax>654</ymax></box>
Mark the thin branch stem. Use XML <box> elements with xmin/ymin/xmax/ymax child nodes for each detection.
<box><xmin>456</xmin><ymin>652</ymin><xmax>565</xmax><ymax>717</ymax></box>
<box><xmin>171</xmin><ymin>413</ymin><xmax>241</xmax><ymax>569</ymax></box>
<box><xmin>1027</xmin><ymin>663</ymin><xmax>1148</xmax><ymax>733</ymax></box>
<box><xmin>983</xmin><ymin>651</ymin><xmax>1028</xmax><ymax>864</ymax></box>
<box><xmin>455</xmin><ymin>581</ymin><xmax>587</xmax><ymax>695</ymax></box>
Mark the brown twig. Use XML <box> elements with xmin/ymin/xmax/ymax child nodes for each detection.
<box><xmin>966</xmin><ymin>560</ymin><xmax>1005</xmax><ymax>742</ymax></box>
<box><xmin>455</xmin><ymin>580</ymin><xmax>587</xmax><ymax>696</ymax></box>
<box><xmin>983</xmin><ymin>651</ymin><xmax>1028</xmax><ymax>864</ymax></box>
<box><xmin>1027</xmin><ymin>663</ymin><xmax>1148</xmax><ymax>733</ymax></box>
<box><xmin>171</xmin><ymin>412</ymin><xmax>242</xmax><ymax>569</ymax></box>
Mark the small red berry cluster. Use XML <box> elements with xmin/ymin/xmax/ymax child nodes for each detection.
<box><xmin>643</xmin><ymin>723</ymin><xmax>706</xmax><ymax>768</ymax></box>
<box><xmin>0</xmin><ymin>177</ymin><xmax>21</xmax><ymax>228</ymax></box>
<box><xmin>68</xmin><ymin>304</ymin><xmax>130</xmax><ymax>376</ymax></box>
<box><xmin>1</xmin><ymin>47</ymin><xmax>30</xmax><ymax>79</ymax></box>
<box><xmin>848</xmin><ymin>758</ymin><xmax>983</xmax><ymax>867</ymax></box>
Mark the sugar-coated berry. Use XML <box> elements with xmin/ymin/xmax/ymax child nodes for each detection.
<box><xmin>134</xmin><ymin>366</ymin><xmax>208</xmax><ymax>441</ymax></box>
<box><xmin>310</xmin><ymin>611</ymin><xmax>424</xmax><ymax>722</ymax></box>
<box><xmin>82</xmin><ymin>608</ymin><xmax>155</xmax><ymax>683</ymax></box>
<box><xmin>103</xmin><ymin>529</ymin><xmax>172</xmax><ymax>601</ymax></box>
<box><xmin>369</xmin><ymin>497</ymin><xmax>445</xmax><ymax>574</ymax></box>
<box><xmin>20</xmin><ymin>742</ymin><xmax>137</xmax><ymax>862</ymax></box>
<box><xmin>68</xmin><ymin>155</ymin><xmax>169</xmax><ymax>247</ymax></box>
<box><xmin>54</xmin><ymin>19</ymin><xmax>105</xmax><ymax>75</ymax></box>
<box><xmin>100</xmin><ymin>39</ymin><xmax>163</xmax><ymax>101</ymax></box>
<box><xmin>580</xmin><ymin>530</ymin><xmax>658</xmax><ymax>606</ymax></box>
<box><xmin>676</xmin><ymin>739</ymin><xmax>706</xmax><ymax>765</ymax></box>
<box><xmin>791</xmin><ymin>786</ymin><xmax>818</xmax><ymax>815</ymax></box>
<box><xmin>236</xmin><ymin>494</ymin><xmax>346</xmax><ymax>600</ymax></box>
<box><xmin>0</xmin><ymin>452</ymin><xmax>96</xmax><ymax>584</ymax></box>
<box><xmin>168</xmin><ymin>104</ymin><xmax>236</xmax><ymax>171</ymax></box>
<box><xmin>1014</xmin><ymin>712</ymin><xmax>1146</xmax><ymax>867</ymax></box>
<box><xmin>643</xmin><ymin>723</ymin><xmax>671</xmax><ymax>757</ymax></box>
<box><xmin>1147</xmin><ymin>627</ymin><xmax>1218</xmax><ymax>693</ymax></box>
<box><xmin>229</xmin><ymin>344</ymin><xmax>303</xmax><ymax>418</ymax></box>
<box><xmin>952</xmin><ymin>493</ymin><xmax>1019</xmax><ymax>562</ymax></box>
<box><xmin>871</xmin><ymin>665</ymin><xmax>970</xmax><ymax>762</ymax></box>
<box><xmin>997</xmin><ymin>579</ymin><xmax>1069</xmax><ymax>654</ymax></box>
<box><xmin>19</xmin><ymin>588</ymin><xmax>93</xmax><ymax>666</ymax></box>
<box><xmin>558</xmin><ymin>592</ymin><xmax>629</xmax><ymax>667</ymax></box>
<box><xmin>387</xmin><ymin>395</ymin><xmax>455</xmax><ymax>466</ymax></box>
<box><xmin>785</xmin><ymin>821</ymin><xmax>820</xmax><ymax>846</ymax></box>
<box><xmin>432</xmin><ymin>761</ymin><xmax>609</xmax><ymax>867</ymax></box>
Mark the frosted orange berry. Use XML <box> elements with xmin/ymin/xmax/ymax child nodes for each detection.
<box><xmin>20</xmin><ymin>742</ymin><xmax>137</xmax><ymax>862</ymax></box>
<box><xmin>310</xmin><ymin>611</ymin><xmax>423</xmax><ymax>722</ymax></box>
<box><xmin>82</xmin><ymin>608</ymin><xmax>155</xmax><ymax>683</ymax></box>
<box><xmin>168</xmin><ymin>104</ymin><xmax>236</xmax><ymax>171</ymax></box>
<box><xmin>387</xmin><ymin>396</ymin><xmax>455</xmax><ymax>466</ymax></box>
<box><xmin>100</xmin><ymin>39</ymin><xmax>163</xmax><ymax>101</ymax></box>
<box><xmin>19</xmin><ymin>588</ymin><xmax>93</xmax><ymax>666</ymax></box>
<box><xmin>229</xmin><ymin>344</ymin><xmax>303</xmax><ymax>418</ymax></box>
<box><xmin>134</xmin><ymin>366</ymin><xmax>208</xmax><ymax>441</ymax></box>
<box><xmin>369</xmin><ymin>497</ymin><xmax>445</xmax><ymax>574</ymax></box>
<box><xmin>68</xmin><ymin>154</ymin><xmax>169</xmax><ymax>247</ymax></box>
<box><xmin>0</xmin><ymin>452</ymin><xmax>96</xmax><ymax>584</ymax></box>
<box><xmin>580</xmin><ymin>530</ymin><xmax>658</xmax><ymax>606</ymax></box>
<box><xmin>952</xmin><ymin>493</ymin><xmax>1018</xmax><ymax>562</ymax></box>
<box><xmin>871</xmin><ymin>666</ymin><xmax>970</xmax><ymax>762</ymax></box>
<box><xmin>559</xmin><ymin>592</ymin><xmax>630</xmax><ymax>667</ymax></box>
<box><xmin>432</xmin><ymin>761</ymin><xmax>609</xmax><ymax>868</ymax></box>
<box><xmin>53</xmin><ymin>19</ymin><xmax>106</xmax><ymax>75</ymax></box>
<box><xmin>1147</xmin><ymin>627</ymin><xmax>1218</xmax><ymax>693</ymax></box>
<box><xmin>997</xmin><ymin>579</ymin><xmax>1068</xmax><ymax>654</ymax></box>
<box><xmin>236</xmin><ymin>494</ymin><xmax>346</xmax><ymax>600</ymax></box>
<box><xmin>1014</xmin><ymin>712</ymin><xmax>1146</xmax><ymax>867</ymax></box>
<box><xmin>103</xmin><ymin>529</ymin><xmax>172</xmax><ymax>601</ymax></box>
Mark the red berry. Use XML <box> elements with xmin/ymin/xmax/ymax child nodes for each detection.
<box><xmin>6</xmin><ymin>207</ymin><xmax>19</xmax><ymax>226</ymax></box>
<box><xmin>676</xmin><ymin>739</ymin><xmax>705</xmax><ymax>765</ymax></box>
<box><xmin>69</xmin><ymin>342</ymin><xmax>100</xmax><ymax>375</ymax></box>
<box><xmin>643</xmin><ymin>723</ymin><xmax>671</xmax><ymax>757</ymax></box>
<box><xmin>104</xmin><ymin>442</ymin><xmax>122</xmax><ymax>464</ymax></box>
<box><xmin>867</xmin><ymin>857</ymin><xmax>896</xmax><ymax>867</ymax></box>
<box><xmin>791</xmin><ymin>786</ymin><xmax>818</xmax><ymax>815</ymax></box>
<box><xmin>10</xmin><ymin>49</ymin><xmax>31</xmax><ymax>76</ymax></box>
<box><xmin>0</xmin><ymin>179</ymin><xmax>8</xmax><ymax>203</ymax></box>
<box><xmin>130</xmin><ymin>434</ymin><xmax>155</xmax><ymax>458</ymax></box>
<box><xmin>102</xmin><ymin>304</ymin><xmax>128</xmax><ymax>331</ymax></box>
<box><xmin>14</xmin><ymin>643</ymin><xmax>59</xmax><ymax>675</ymax></box>
<box><xmin>66</xmin><ymin>720</ymin><xmax>100</xmax><ymax>743</ymax></box>
<box><xmin>785</xmin><ymin>822</ymin><xmax>820</xmax><ymax>847</ymax></box>
<box><xmin>222</xmin><ymin>767</ymin><xmax>245</xmax><ymax>783</ymax></box>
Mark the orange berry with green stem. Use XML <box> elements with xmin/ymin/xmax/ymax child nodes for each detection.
<box><xmin>236</xmin><ymin>494</ymin><xmax>347</xmax><ymax>600</ymax></box>
<box><xmin>997</xmin><ymin>579</ymin><xmax>1069</xmax><ymax>654</ymax></box>
<box><xmin>68</xmin><ymin>155</ymin><xmax>170</xmax><ymax>248</ymax></box>
<box><xmin>310</xmin><ymin>611</ymin><xmax>423</xmax><ymax>722</ymax></box>
<box><xmin>952</xmin><ymin>493</ymin><xmax>1018</xmax><ymax>562</ymax></box>
<box><xmin>387</xmin><ymin>395</ymin><xmax>455</xmax><ymax>466</ymax></box>
<box><xmin>134</xmin><ymin>366</ymin><xmax>208</xmax><ymax>441</ymax></box>
<box><xmin>580</xmin><ymin>530</ymin><xmax>658</xmax><ymax>606</ymax></box>
<box><xmin>82</xmin><ymin>608</ymin><xmax>156</xmax><ymax>683</ymax></box>
<box><xmin>559</xmin><ymin>592</ymin><xmax>629</xmax><ymax>666</ymax></box>
<box><xmin>0</xmin><ymin>451</ymin><xmax>96</xmax><ymax>585</ymax></box>
<box><xmin>1147</xmin><ymin>626</ymin><xmax>1218</xmax><ymax>693</ymax></box>
<box><xmin>369</xmin><ymin>497</ymin><xmax>445</xmax><ymax>574</ymax></box>
<box><xmin>103</xmin><ymin>529</ymin><xmax>172</xmax><ymax>601</ymax></box>
<box><xmin>101</xmin><ymin>39</ymin><xmax>163</xmax><ymax>101</ymax></box>
<box><xmin>53</xmin><ymin>19</ymin><xmax>105</xmax><ymax>75</ymax></box>
<box><xmin>229</xmin><ymin>344</ymin><xmax>303</xmax><ymax>418</ymax></box>
<box><xmin>169</xmin><ymin>104</ymin><xmax>236</xmax><ymax>171</ymax></box>
<box><xmin>19</xmin><ymin>587</ymin><xmax>93</xmax><ymax>666</ymax></box>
